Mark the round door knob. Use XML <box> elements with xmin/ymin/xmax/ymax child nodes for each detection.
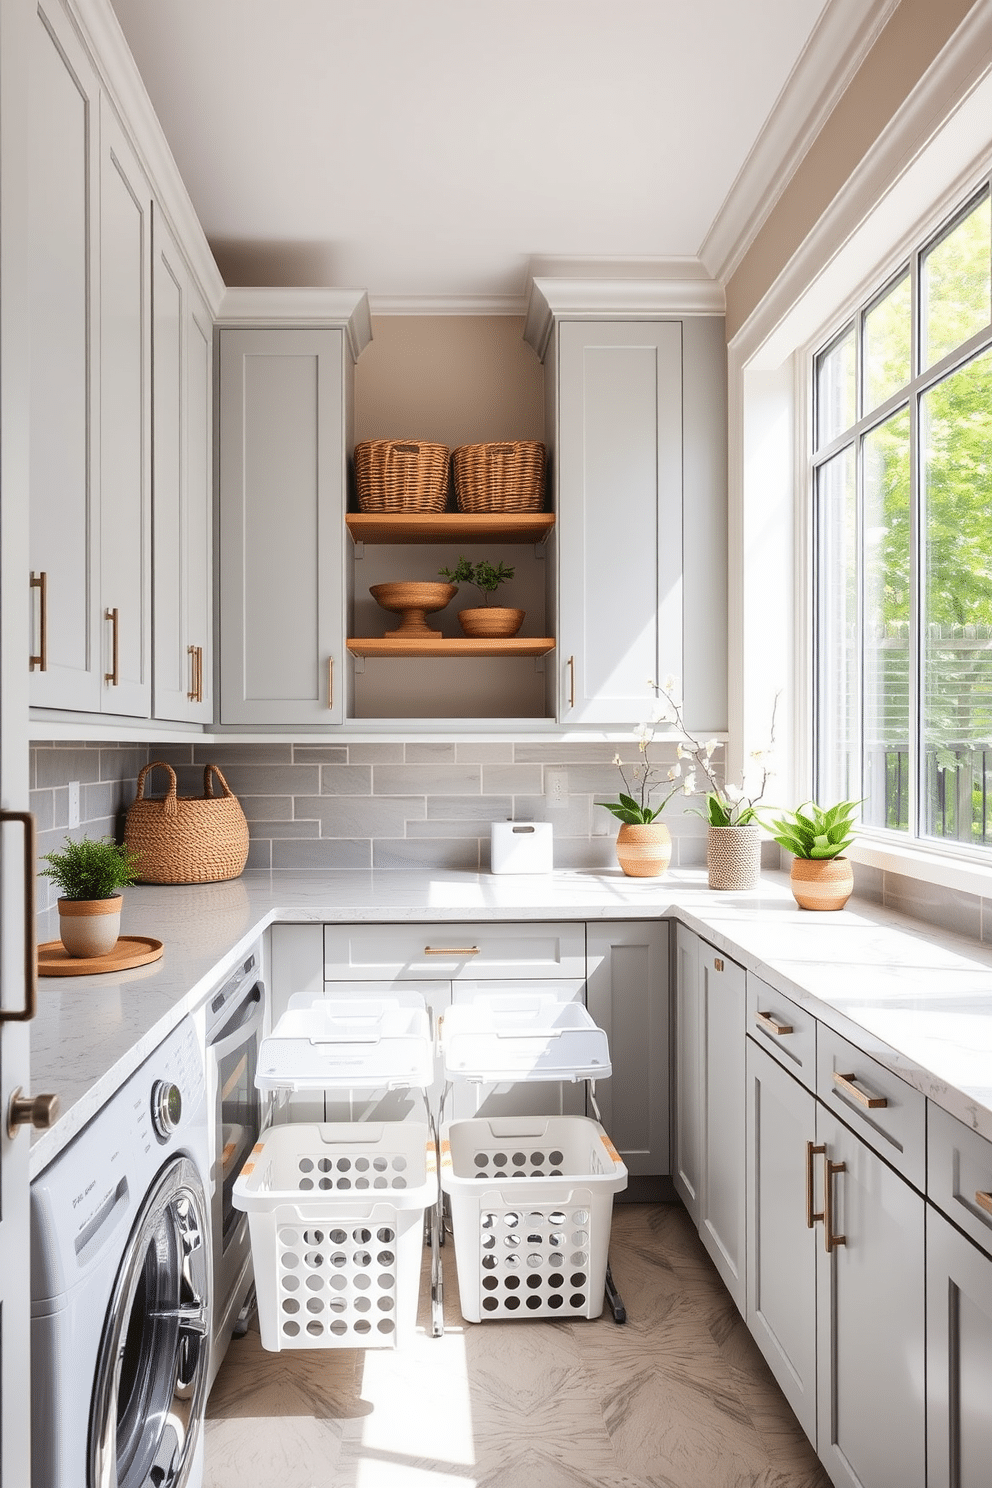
<box><xmin>7</xmin><ymin>1087</ymin><xmax>60</xmax><ymax>1138</ymax></box>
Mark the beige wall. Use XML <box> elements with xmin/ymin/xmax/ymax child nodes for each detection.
<box><xmin>354</xmin><ymin>315</ymin><xmax>545</xmax><ymax>449</ymax></box>
<box><xmin>726</xmin><ymin>0</ymin><xmax>977</xmax><ymax>340</ymax></box>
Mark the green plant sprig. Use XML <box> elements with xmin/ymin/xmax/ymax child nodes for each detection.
<box><xmin>438</xmin><ymin>557</ymin><xmax>515</xmax><ymax>605</ymax></box>
<box><xmin>763</xmin><ymin>799</ymin><xmax>861</xmax><ymax>860</ymax></box>
<box><xmin>39</xmin><ymin>836</ymin><xmax>142</xmax><ymax>900</ymax></box>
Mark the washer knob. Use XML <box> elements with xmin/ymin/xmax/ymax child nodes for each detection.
<box><xmin>150</xmin><ymin>1080</ymin><xmax>182</xmax><ymax>1138</ymax></box>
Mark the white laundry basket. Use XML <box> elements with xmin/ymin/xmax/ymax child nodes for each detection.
<box><xmin>234</xmin><ymin>1121</ymin><xmax>437</xmax><ymax>1350</ymax></box>
<box><xmin>440</xmin><ymin>1115</ymin><xmax>627</xmax><ymax>1322</ymax></box>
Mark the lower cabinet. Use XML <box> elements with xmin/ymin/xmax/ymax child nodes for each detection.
<box><xmin>745</xmin><ymin>1036</ymin><xmax>926</xmax><ymax>1488</ymax></box>
<box><xmin>673</xmin><ymin>925</ymin><xmax>746</xmax><ymax>1308</ymax></box>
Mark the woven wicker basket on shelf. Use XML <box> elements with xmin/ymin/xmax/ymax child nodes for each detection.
<box><xmin>124</xmin><ymin>762</ymin><xmax>249</xmax><ymax>884</ymax></box>
<box><xmin>452</xmin><ymin>441</ymin><xmax>546</xmax><ymax>513</ymax></box>
<box><xmin>354</xmin><ymin>439</ymin><xmax>450</xmax><ymax>512</ymax></box>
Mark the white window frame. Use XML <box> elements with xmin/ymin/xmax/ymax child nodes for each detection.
<box><xmin>729</xmin><ymin>8</ymin><xmax>992</xmax><ymax>899</ymax></box>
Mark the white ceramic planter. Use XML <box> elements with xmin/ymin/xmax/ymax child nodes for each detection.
<box><xmin>58</xmin><ymin>895</ymin><xmax>122</xmax><ymax>958</ymax></box>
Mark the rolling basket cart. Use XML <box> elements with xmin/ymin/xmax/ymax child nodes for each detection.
<box><xmin>437</xmin><ymin>992</ymin><xmax>629</xmax><ymax>1324</ymax></box>
<box><xmin>234</xmin><ymin>994</ymin><xmax>438</xmax><ymax>1351</ymax></box>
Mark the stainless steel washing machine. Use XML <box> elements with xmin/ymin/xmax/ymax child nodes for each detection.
<box><xmin>31</xmin><ymin>1015</ymin><xmax>212</xmax><ymax>1488</ymax></box>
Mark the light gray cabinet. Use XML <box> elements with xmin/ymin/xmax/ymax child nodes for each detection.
<box><xmin>555</xmin><ymin>320</ymin><xmax>683</xmax><ymax>724</ymax></box>
<box><xmin>151</xmin><ymin>210</ymin><xmax>213</xmax><ymax>723</ymax></box>
<box><xmin>674</xmin><ymin>924</ymin><xmax>747</xmax><ymax>1307</ymax></box>
<box><xmin>28</xmin><ymin>4</ymin><xmax>152</xmax><ymax>718</ymax></box>
<box><xmin>926</xmin><ymin>1207</ymin><xmax>992</xmax><ymax>1488</ymax></box>
<box><xmin>585</xmin><ymin>921</ymin><xmax>669</xmax><ymax>1179</ymax></box>
<box><xmin>745</xmin><ymin>1028</ymin><xmax>926</xmax><ymax>1487</ymax></box>
<box><xmin>218</xmin><ymin>326</ymin><xmax>350</xmax><ymax>726</ymax></box>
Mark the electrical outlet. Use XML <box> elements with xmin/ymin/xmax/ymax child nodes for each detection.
<box><xmin>545</xmin><ymin>767</ymin><xmax>568</xmax><ymax>810</ymax></box>
<box><xmin>68</xmin><ymin>781</ymin><xmax>80</xmax><ymax>828</ymax></box>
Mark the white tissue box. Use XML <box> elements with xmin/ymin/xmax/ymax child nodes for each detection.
<box><xmin>490</xmin><ymin>821</ymin><xmax>553</xmax><ymax>874</ymax></box>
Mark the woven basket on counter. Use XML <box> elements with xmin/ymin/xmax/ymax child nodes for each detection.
<box><xmin>452</xmin><ymin>441</ymin><xmax>546</xmax><ymax>513</ymax></box>
<box><xmin>124</xmin><ymin>762</ymin><xmax>249</xmax><ymax>884</ymax></box>
<box><xmin>354</xmin><ymin>439</ymin><xmax>450</xmax><ymax>512</ymax></box>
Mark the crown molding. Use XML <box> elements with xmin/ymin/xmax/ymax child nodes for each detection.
<box><xmin>523</xmin><ymin>269</ymin><xmax>725</xmax><ymax>360</ymax></box>
<box><xmin>215</xmin><ymin>288</ymin><xmax>373</xmax><ymax>359</ymax></box>
<box><xmin>732</xmin><ymin>0</ymin><xmax>992</xmax><ymax>370</ymax></box>
<box><xmin>368</xmin><ymin>294</ymin><xmax>528</xmax><ymax>317</ymax></box>
<box><xmin>65</xmin><ymin>0</ymin><xmax>225</xmax><ymax>313</ymax></box>
<box><xmin>698</xmin><ymin>0</ymin><xmax>901</xmax><ymax>283</ymax></box>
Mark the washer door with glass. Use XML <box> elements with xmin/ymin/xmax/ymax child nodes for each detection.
<box><xmin>89</xmin><ymin>1155</ymin><xmax>211</xmax><ymax>1488</ymax></box>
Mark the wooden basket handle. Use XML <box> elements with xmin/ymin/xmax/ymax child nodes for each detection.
<box><xmin>134</xmin><ymin>761</ymin><xmax>179</xmax><ymax>817</ymax></box>
<box><xmin>203</xmin><ymin>764</ymin><xmax>236</xmax><ymax>799</ymax></box>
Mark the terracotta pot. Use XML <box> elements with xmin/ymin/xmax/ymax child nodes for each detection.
<box><xmin>707</xmin><ymin>824</ymin><xmax>761</xmax><ymax>891</ymax></box>
<box><xmin>790</xmin><ymin>855</ymin><xmax>854</xmax><ymax>911</ymax></box>
<box><xmin>457</xmin><ymin>607</ymin><xmax>524</xmax><ymax>638</ymax></box>
<box><xmin>58</xmin><ymin>894</ymin><xmax>122</xmax><ymax>958</ymax></box>
<box><xmin>616</xmin><ymin>822</ymin><xmax>672</xmax><ymax>878</ymax></box>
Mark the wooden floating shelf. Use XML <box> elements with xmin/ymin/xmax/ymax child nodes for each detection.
<box><xmin>346</xmin><ymin>512</ymin><xmax>555</xmax><ymax>545</ymax></box>
<box><xmin>347</xmin><ymin>637</ymin><xmax>556</xmax><ymax>659</ymax></box>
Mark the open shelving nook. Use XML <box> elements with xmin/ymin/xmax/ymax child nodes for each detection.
<box><xmin>347</xmin><ymin>510</ymin><xmax>557</xmax><ymax>718</ymax></box>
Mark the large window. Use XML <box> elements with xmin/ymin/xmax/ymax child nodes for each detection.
<box><xmin>813</xmin><ymin>187</ymin><xmax>992</xmax><ymax>850</ymax></box>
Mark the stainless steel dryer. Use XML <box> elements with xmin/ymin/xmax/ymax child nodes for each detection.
<box><xmin>31</xmin><ymin>1015</ymin><xmax>211</xmax><ymax>1488</ymax></box>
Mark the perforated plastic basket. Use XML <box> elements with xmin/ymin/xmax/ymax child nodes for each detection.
<box><xmin>234</xmin><ymin>1121</ymin><xmax>437</xmax><ymax>1350</ymax></box>
<box><xmin>440</xmin><ymin>1115</ymin><xmax>627</xmax><ymax>1322</ymax></box>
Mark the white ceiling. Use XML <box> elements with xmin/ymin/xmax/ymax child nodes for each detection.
<box><xmin>108</xmin><ymin>0</ymin><xmax>868</xmax><ymax>308</ymax></box>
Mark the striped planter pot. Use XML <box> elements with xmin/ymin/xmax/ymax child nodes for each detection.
<box><xmin>615</xmin><ymin>822</ymin><xmax>672</xmax><ymax>878</ymax></box>
<box><xmin>790</xmin><ymin>855</ymin><xmax>855</xmax><ymax>911</ymax></box>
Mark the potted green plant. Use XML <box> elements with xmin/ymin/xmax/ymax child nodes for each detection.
<box><xmin>437</xmin><ymin>557</ymin><xmax>523</xmax><ymax>637</ymax></box>
<box><xmin>598</xmin><ymin>721</ymin><xmax>695</xmax><ymax>877</ymax></box>
<box><xmin>39</xmin><ymin>835</ymin><xmax>141</xmax><ymax>957</ymax></box>
<box><xmin>764</xmin><ymin>799</ymin><xmax>860</xmax><ymax>910</ymax></box>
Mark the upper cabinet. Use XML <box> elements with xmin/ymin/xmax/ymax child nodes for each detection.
<box><xmin>27</xmin><ymin>0</ymin><xmax>222</xmax><ymax>725</ymax></box>
<box><xmin>217</xmin><ymin>295</ymin><xmax>372</xmax><ymax>727</ymax></box>
<box><xmin>152</xmin><ymin>209</ymin><xmax>213</xmax><ymax>723</ymax></box>
<box><xmin>526</xmin><ymin>281</ymin><xmax>728</xmax><ymax>731</ymax></box>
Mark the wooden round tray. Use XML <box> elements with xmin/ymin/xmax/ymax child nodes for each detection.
<box><xmin>38</xmin><ymin>936</ymin><xmax>164</xmax><ymax>977</ymax></box>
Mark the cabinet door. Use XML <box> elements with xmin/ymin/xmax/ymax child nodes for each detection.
<box><xmin>815</xmin><ymin>1108</ymin><xmax>925</xmax><ymax>1488</ymax></box>
<box><xmin>28</xmin><ymin>0</ymin><xmax>100</xmax><ymax>709</ymax></box>
<box><xmin>151</xmin><ymin>211</ymin><xmax>213</xmax><ymax>722</ymax></box>
<box><xmin>585</xmin><ymin>921</ymin><xmax>669</xmax><ymax>1177</ymax></box>
<box><xmin>927</xmin><ymin>1205</ymin><xmax>992</xmax><ymax>1488</ymax></box>
<box><xmin>219</xmin><ymin>327</ymin><xmax>345</xmax><ymax>725</ymax></box>
<box><xmin>556</xmin><ymin>320</ymin><xmax>682</xmax><ymax>723</ymax></box>
<box><xmin>673</xmin><ymin>924</ymin><xmax>703</xmax><ymax>1223</ymax></box>
<box><xmin>98</xmin><ymin>98</ymin><xmax>152</xmax><ymax>717</ymax></box>
<box><xmin>699</xmin><ymin>945</ymin><xmax>746</xmax><ymax>1308</ymax></box>
<box><xmin>746</xmin><ymin>1038</ymin><xmax>818</xmax><ymax>1445</ymax></box>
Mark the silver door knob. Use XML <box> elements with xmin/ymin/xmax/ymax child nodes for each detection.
<box><xmin>7</xmin><ymin>1087</ymin><xmax>60</xmax><ymax>1137</ymax></box>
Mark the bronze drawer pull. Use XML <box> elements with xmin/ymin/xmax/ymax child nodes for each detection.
<box><xmin>104</xmin><ymin>607</ymin><xmax>119</xmax><ymax>686</ymax></box>
<box><xmin>976</xmin><ymin>1190</ymin><xmax>992</xmax><ymax>1218</ymax></box>
<box><xmin>824</xmin><ymin>1159</ymin><xmax>847</xmax><ymax>1252</ymax></box>
<box><xmin>755</xmin><ymin>1010</ymin><xmax>794</xmax><ymax>1037</ymax></box>
<box><xmin>424</xmin><ymin>946</ymin><xmax>479</xmax><ymax>956</ymax></box>
<box><xmin>806</xmin><ymin>1142</ymin><xmax>825</xmax><ymax>1228</ymax></box>
<box><xmin>29</xmin><ymin>571</ymin><xmax>48</xmax><ymax>671</ymax></box>
<box><xmin>833</xmin><ymin>1070</ymin><xmax>887</xmax><ymax>1109</ymax></box>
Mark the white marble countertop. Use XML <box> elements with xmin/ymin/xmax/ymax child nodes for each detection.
<box><xmin>28</xmin><ymin>866</ymin><xmax>992</xmax><ymax>1175</ymax></box>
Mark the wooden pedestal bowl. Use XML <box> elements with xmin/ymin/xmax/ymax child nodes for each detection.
<box><xmin>369</xmin><ymin>581</ymin><xmax>457</xmax><ymax>638</ymax></box>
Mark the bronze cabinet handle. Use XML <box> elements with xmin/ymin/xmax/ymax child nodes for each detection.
<box><xmin>188</xmin><ymin>644</ymin><xmax>198</xmax><ymax>702</ymax></box>
<box><xmin>832</xmin><ymin>1070</ymin><xmax>888</xmax><ymax>1110</ymax></box>
<box><xmin>424</xmin><ymin>946</ymin><xmax>479</xmax><ymax>956</ymax></box>
<box><xmin>328</xmin><ymin>655</ymin><xmax>334</xmax><ymax>709</ymax></box>
<box><xmin>104</xmin><ymin>607</ymin><xmax>119</xmax><ymax>686</ymax></box>
<box><xmin>806</xmin><ymin>1142</ymin><xmax>826</xmax><ymax>1228</ymax></box>
<box><xmin>824</xmin><ymin>1159</ymin><xmax>847</xmax><ymax>1253</ymax></box>
<box><xmin>29</xmin><ymin>571</ymin><xmax>48</xmax><ymax>671</ymax></box>
<box><xmin>7</xmin><ymin>1088</ymin><xmax>59</xmax><ymax>1137</ymax></box>
<box><xmin>755</xmin><ymin>1010</ymin><xmax>794</xmax><ymax>1037</ymax></box>
<box><xmin>976</xmin><ymin>1191</ymin><xmax>992</xmax><ymax>1218</ymax></box>
<box><xmin>567</xmin><ymin>655</ymin><xmax>575</xmax><ymax>710</ymax></box>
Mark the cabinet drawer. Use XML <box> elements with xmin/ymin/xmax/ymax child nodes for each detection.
<box><xmin>817</xmin><ymin>1025</ymin><xmax>926</xmax><ymax>1189</ymax></box>
<box><xmin>745</xmin><ymin>974</ymin><xmax>816</xmax><ymax>1089</ymax></box>
<box><xmin>928</xmin><ymin>1103</ymin><xmax>992</xmax><ymax>1259</ymax></box>
<box><xmin>323</xmin><ymin>922</ymin><xmax>585</xmax><ymax>980</ymax></box>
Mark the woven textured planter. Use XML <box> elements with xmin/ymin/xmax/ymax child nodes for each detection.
<box><xmin>58</xmin><ymin>895</ymin><xmax>122</xmax><ymax>958</ymax></box>
<box><xmin>707</xmin><ymin>824</ymin><xmax>761</xmax><ymax>891</ymax></box>
<box><xmin>616</xmin><ymin>822</ymin><xmax>672</xmax><ymax>878</ymax></box>
<box><xmin>790</xmin><ymin>855</ymin><xmax>854</xmax><ymax>911</ymax></box>
<box><xmin>457</xmin><ymin>607</ymin><xmax>524</xmax><ymax>638</ymax></box>
<box><xmin>125</xmin><ymin>762</ymin><xmax>249</xmax><ymax>884</ymax></box>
